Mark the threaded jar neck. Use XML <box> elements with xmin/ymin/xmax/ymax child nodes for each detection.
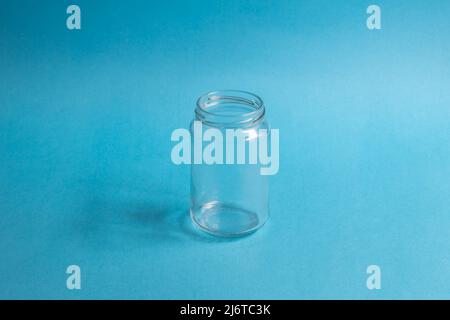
<box><xmin>195</xmin><ymin>90</ymin><xmax>265</xmax><ymax>128</ymax></box>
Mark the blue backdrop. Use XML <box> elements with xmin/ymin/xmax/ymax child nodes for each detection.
<box><xmin>1</xmin><ymin>0</ymin><xmax>449</xmax><ymax>299</ymax></box>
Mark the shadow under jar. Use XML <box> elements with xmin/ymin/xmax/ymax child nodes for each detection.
<box><xmin>190</xmin><ymin>90</ymin><xmax>270</xmax><ymax>237</ymax></box>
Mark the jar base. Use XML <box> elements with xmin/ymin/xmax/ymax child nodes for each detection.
<box><xmin>190</xmin><ymin>201</ymin><xmax>265</xmax><ymax>237</ymax></box>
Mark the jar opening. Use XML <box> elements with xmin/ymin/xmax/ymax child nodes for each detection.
<box><xmin>196</xmin><ymin>90</ymin><xmax>265</xmax><ymax>127</ymax></box>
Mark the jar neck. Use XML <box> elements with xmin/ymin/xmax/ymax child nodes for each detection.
<box><xmin>195</xmin><ymin>90</ymin><xmax>265</xmax><ymax>128</ymax></box>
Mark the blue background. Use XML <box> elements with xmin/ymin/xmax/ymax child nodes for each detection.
<box><xmin>1</xmin><ymin>0</ymin><xmax>449</xmax><ymax>299</ymax></box>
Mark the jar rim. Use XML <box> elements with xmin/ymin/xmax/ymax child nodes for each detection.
<box><xmin>195</xmin><ymin>90</ymin><xmax>265</xmax><ymax>127</ymax></box>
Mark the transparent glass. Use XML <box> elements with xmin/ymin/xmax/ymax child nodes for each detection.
<box><xmin>190</xmin><ymin>90</ymin><xmax>270</xmax><ymax>237</ymax></box>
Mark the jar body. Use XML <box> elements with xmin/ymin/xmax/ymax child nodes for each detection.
<box><xmin>190</xmin><ymin>91</ymin><xmax>269</xmax><ymax>237</ymax></box>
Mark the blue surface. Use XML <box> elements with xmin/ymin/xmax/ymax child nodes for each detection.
<box><xmin>1</xmin><ymin>0</ymin><xmax>450</xmax><ymax>299</ymax></box>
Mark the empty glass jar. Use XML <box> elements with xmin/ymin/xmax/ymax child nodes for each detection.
<box><xmin>190</xmin><ymin>90</ymin><xmax>270</xmax><ymax>237</ymax></box>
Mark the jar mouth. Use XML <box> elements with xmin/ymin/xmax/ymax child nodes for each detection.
<box><xmin>196</xmin><ymin>90</ymin><xmax>265</xmax><ymax>127</ymax></box>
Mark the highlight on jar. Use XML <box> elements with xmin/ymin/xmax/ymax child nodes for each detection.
<box><xmin>171</xmin><ymin>90</ymin><xmax>279</xmax><ymax>237</ymax></box>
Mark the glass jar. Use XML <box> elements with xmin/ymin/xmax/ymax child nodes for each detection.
<box><xmin>190</xmin><ymin>90</ymin><xmax>270</xmax><ymax>237</ymax></box>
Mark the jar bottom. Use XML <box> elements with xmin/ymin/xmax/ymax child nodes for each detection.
<box><xmin>190</xmin><ymin>201</ymin><xmax>266</xmax><ymax>237</ymax></box>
